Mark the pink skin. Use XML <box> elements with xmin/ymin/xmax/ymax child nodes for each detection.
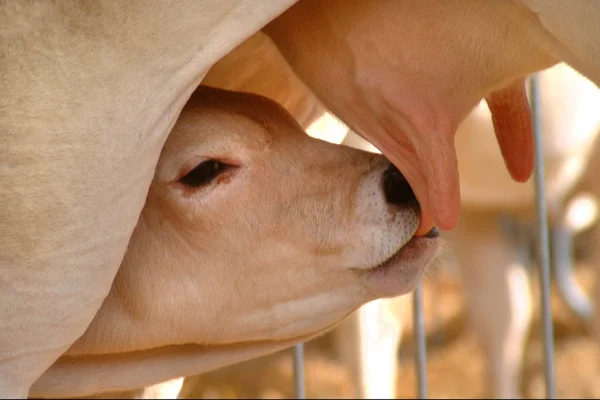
<box><xmin>263</xmin><ymin>0</ymin><xmax>559</xmax><ymax>232</ymax></box>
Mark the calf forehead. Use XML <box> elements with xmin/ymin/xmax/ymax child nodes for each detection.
<box><xmin>163</xmin><ymin>88</ymin><xmax>307</xmax><ymax>154</ymax></box>
<box><xmin>188</xmin><ymin>86</ymin><xmax>305</xmax><ymax>133</ymax></box>
<box><xmin>175</xmin><ymin>108</ymin><xmax>271</xmax><ymax>144</ymax></box>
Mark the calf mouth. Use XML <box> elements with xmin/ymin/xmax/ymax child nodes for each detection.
<box><xmin>367</xmin><ymin>226</ymin><xmax>440</xmax><ymax>272</ymax></box>
<box><xmin>355</xmin><ymin>226</ymin><xmax>441</xmax><ymax>298</ymax></box>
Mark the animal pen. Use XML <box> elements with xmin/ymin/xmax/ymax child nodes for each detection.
<box><xmin>283</xmin><ymin>74</ymin><xmax>595</xmax><ymax>399</ymax></box>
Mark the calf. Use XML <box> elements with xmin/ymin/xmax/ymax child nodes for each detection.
<box><xmin>29</xmin><ymin>85</ymin><xmax>440</xmax><ymax>398</ymax></box>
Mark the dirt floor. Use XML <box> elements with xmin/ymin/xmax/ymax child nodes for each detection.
<box><xmin>176</xmin><ymin>232</ymin><xmax>600</xmax><ymax>399</ymax></box>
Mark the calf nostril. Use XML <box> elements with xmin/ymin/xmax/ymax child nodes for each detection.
<box><xmin>383</xmin><ymin>165</ymin><xmax>417</xmax><ymax>206</ymax></box>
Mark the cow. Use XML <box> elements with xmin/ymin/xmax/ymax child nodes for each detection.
<box><xmin>2</xmin><ymin>1</ymin><xmax>599</xmax><ymax>396</ymax></box>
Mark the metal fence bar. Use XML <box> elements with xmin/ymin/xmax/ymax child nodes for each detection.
<box><xmin>413</xmin><ymin>282</ymin><xmax>428</xmax><ymax>399</ymax></box>
<box><xmin>293</xmin><ymin>343</ymin><xmax>306</xmax><ymax>399</ymax></box>
<box><xmin>530</xmin><ymin>74</ymin><xmax>557</xmax><ymax>399</ymax></box>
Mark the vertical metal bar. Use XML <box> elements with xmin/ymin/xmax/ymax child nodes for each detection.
<box><xmin>530</xmin><ymin>74</ymin><xmax>557</xmax><ymax>399</ymax></box>
<box><xmin>293</xmin><ymin>343</ymin><xmax>306</xmax><ymax>399</ymax></box>
<box><xmin>413</xmin><ymin>282</ymin><xmax>428</xmax><ymax>399</ymax></box>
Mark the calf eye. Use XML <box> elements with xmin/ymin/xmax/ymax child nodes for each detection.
<box><xmin>180</xmin><ymin>160</ymin><xmax>229</xmax><ymax>188</ymax></box>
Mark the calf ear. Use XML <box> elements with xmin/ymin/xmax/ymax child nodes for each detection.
<box><xmin>485</xmin><ymin>79</ymin><xmax>534</xmax><ymax>183</ymax></box>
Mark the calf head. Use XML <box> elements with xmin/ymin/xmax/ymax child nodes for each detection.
<box><xmin>37</xmin><ymin>86</ymin><xmax>438</xmax><ymax>396</ymax></box>
<box><xmin>69</xmin><ymin>85</ymin><xmax>439</xmax><ymax>353</ymax></box>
